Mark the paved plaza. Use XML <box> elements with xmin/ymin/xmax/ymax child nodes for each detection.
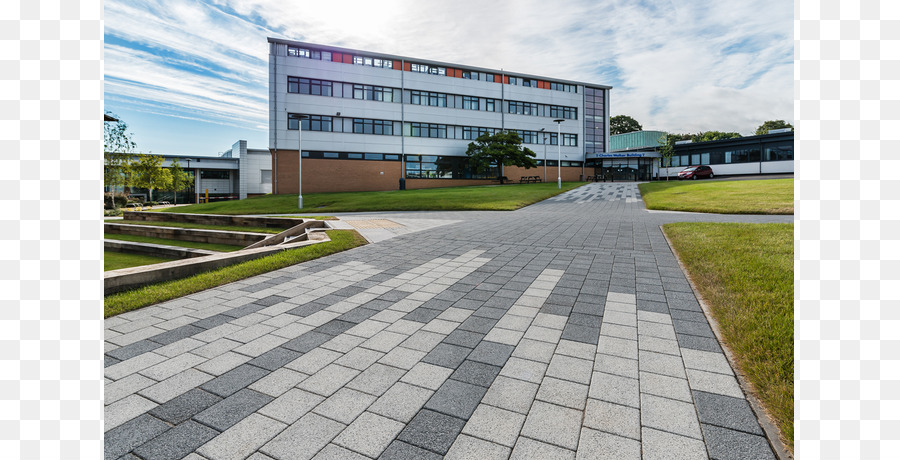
<box><xmin>104</xmin><ymin>182</ymin><xmax>791</xmax><ymax>460</ymax></box>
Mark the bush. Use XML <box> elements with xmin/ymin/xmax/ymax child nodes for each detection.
<box><xmin>105</xmin><ymin>193</ymin><xmax>129</xmax><ymax>209</ymax></box>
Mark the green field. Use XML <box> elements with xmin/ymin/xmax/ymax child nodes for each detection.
<box><xmin>638</xmin><ymin>178</ymin><xmax>793</xmax><ymax>214</ymax></box>
<box><xmin>104</xmin><ymin>233</ymin><xmax>246</xmax><ymax>252</ymax></box>
<box><xmin>110</xmin><ymin>220</ymin><xmax>284</xmax><ymax>234</ymax></box>
<box><xmin>105</xmin><ymin>251</ymin><xmax>177</xmax><ymax>271</ymax></box>
<box><xmin>663</xmin><ymin>222</ymin><xmax>793</xmax><ymax>451</ymax></box>
<box><xmin>161</xmin><ymin>182</ymin><xmax>585</xmax><ymax>215</ymax></box>
<box><xmin>105</xmin><ymin>230</ymin><xmax>368</xmax><ymax>317</ymax></box>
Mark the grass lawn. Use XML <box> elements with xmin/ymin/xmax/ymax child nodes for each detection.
<box><xmin>638</xmin><ymin>178</ymin><xmax>793</xmax><ymax>214</ymax></box>
<box><xmin>104</xmin><ymin>233</ymin><xmax>246</xmax><ymax>252</ymax></box>
<box><xmin>105</xmin><ymin>251</ymin><xmax>178</xmax><ymax>271</ymax></box>
<box><xmin>161</xmin><ymin>182</ymin><xmax>585</xmax><ymax>215</ymax></box>
<box><xmin>663</xmin><ymin>222</ymin><xmax>793</xmax><ymax>451</ymax></box>
<box><xmin>105</xmin><ymin>230</ymin><xmax>367</xmax><ymax>317</ymax></box>
<box><xmin>109</xmin><ymin>220</ymin><xmax>284</xmax><ymax>234</ymax></box>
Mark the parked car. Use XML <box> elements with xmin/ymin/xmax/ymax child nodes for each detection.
<box><xmin>678</xmin><ymin>165</ymin><xmax>714</xmax><ymax>180</ymax></box>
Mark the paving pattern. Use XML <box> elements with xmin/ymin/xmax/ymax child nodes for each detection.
<box><xmin>104</xmin><ymin>182</ymin><xmax>791</xmax><ymax>460</ymax></box>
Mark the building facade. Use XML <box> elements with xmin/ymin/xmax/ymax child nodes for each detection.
<box><xmin>268</xmin><ymin>38</ymin><xmax>612</xmax><ymax>193</ymax></box>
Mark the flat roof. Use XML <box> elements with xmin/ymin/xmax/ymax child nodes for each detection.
<box><xmin>268</xmin><ymin>37</ymin><xmax>612</xmax><ymax>91</ymax></box>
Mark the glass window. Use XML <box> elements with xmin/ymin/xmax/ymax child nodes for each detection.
<box><xmin>347</xmin><ymin>153</ymin><xmax>363</xmax><ymax>159</ymax></box>
<box><xmin>364</xmin><ymin>153</ymin><xmax>383</xmax><ymax>160</ymax></box>
<box><xmin>385</xmin><ymin>154</ymin><xmax>400</xmax><ymax>161</ymax></box>
<box><xmin>261</xmin><ymin>170</ymin><xmax>272</xmax><ymax>183</ymax></box>
<box><xmin>323</xmin><ymin>152</ymin><xmax>339</xmax><ymax>158</ymax></box>
<box><xmin>764</xmin><ymin>143</ymin><xmax>793</xmax><ymax>161</ymax></box>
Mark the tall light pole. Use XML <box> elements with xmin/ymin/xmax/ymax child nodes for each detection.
<box><xmin>296</xmin><ymin>114</ymin><xmax>309</xmax><ymax>209</ymax></box>
<box><xmin>553</xmin><ymin>119</ymin><xmax>564</xmax><ymax>189</ymax></box>
<box><xmin>541</xmin><ymin>128</ymin><xmax>547</xmax><ymax>183</ymax></box>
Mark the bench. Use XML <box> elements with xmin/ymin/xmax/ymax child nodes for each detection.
<box><xmin>519</xmin><ymin>176</ymin><xmax>542</xmax><ymax>184</ymax></box>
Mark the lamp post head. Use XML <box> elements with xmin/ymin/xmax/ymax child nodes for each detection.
<box><xmin>553</xmin><ymin>118</ymin><xmax>565</xmax><ymax>124</ymax></box>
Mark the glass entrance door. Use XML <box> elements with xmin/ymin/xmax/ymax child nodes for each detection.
<box><xmin>591</xmin><ymin>158</ymin><xmax>653</xmax><ymax>181</ymax></box>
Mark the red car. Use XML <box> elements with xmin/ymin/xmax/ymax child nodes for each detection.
<box><xmin>678</xmin><ymin>165</ymin><xmax>714</xmax><ymax>180</ymax></box>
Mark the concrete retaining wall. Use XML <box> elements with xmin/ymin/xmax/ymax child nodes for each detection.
<box><xmin>104</xmin><ymin>240</ymin><xmax>219</xmax><ymax>259</ymax></box>
<box><xmin>123</xmin><ymin>212</ymin><xmax>307</xmax><ymax>229</ymax></box>
<box><xmin>105</xmin><ymin>223</ymin><xmax>267</xmax><ymax>246</ymax></box>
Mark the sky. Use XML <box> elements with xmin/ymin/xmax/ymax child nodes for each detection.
<box><xmin>103</xmin><ymin>0</ymin><xmax>794</xmax><ymax>157</ymax></box>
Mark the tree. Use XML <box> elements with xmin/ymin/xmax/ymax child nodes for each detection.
<box><xmin>657</xmin><ymin>133</ymin><xmax>676</xmax><ymax>181</ymax></box>
<box><xmin>755</xmin><ymin>120</ymin><xmax>793</xmax><ymax>135</ymax></box>
<box><xmin>167</xmin><ymin>160</ymin><xmax>192</xmax><ymax>204</ymax></box>
<box><xmin>465</xmin><ymin>131</ymin><xmax>538</xmax><ymax>184</ymax></box>
<box><xmin>610</xmin><ymin>115</ymin><xmax>642</xmax><ymax>135</ymax></box>
<box><xmin>104</xmin><ymin>111</ymin><xmax>136</xmax><ymax>208</ymax></box>
<box><xmin>131</xmin><ymin>154</ymin><xmax>170</xmax><ymax>202</ymax></box>
<box><xmin>693</xmin><ymin>131</ymin><xmax>742</xmax><ymax>143</ymax></box>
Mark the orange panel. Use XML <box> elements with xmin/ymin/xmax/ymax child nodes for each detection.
<box><xmin>342</xmin><ymin>54</ymin><xmax>353</xmax><ymax>64</ymax></box>
<box><xmin>332</xmin><ymin>52</ymin><xmax>342</xmax><ymax>62</ymax></box>
<box><xmin>504</xmin><ymin>76</ymin><xmax>509</xmax><ymax>84</ymax></box>
<box><xmin>494</xmin><ymin>74</ymin><xmax>502</xmax><ymax>83</ymax></box>
<box><xmin>403</xmin><ymin>61</ymin><xmax>411</xmax><ymax>71</ymax></box>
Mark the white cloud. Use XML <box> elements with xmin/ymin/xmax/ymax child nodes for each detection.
<box><xmin>104</xmin><ymin>0</ymin><xmax>793</xmax><ymax>143</ymax></box>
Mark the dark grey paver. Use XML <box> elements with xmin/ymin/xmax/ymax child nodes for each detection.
<box><xmin>105</xmin><ymin>356</ymin><xmax>122</xmax><ymax>368</ymax></box>
<box><xmin>458</xmin><ymin>316</ymin><xmax>499</xmax><ymax>334</ymax></box>
<box><xmin>701</xmin><ymin>423</ymin><xmax>776</xmax><ymax>460</ymax></box>
<box><xmin>193</xmin><ymin>388</ymin><xmax>274</xmax><ymax>431</ymax></box>
<box><xmin>422</xmin><ymin>343</ymin><xmax>472</xmax><ymax>369</ymax></box>
<box><xmin>149</xmin><ymin>324</ymin><xmax>206</xmax><ymax>345</ymax></box>
<box><xmin>467</xmin><ymin>341</ymin><xmax>514</xmax><ymax>367</ymax></box>
<box><xmin>104</xmin><ymin>414</ymin><xmax>170</xmax><ymax>460</ymax></box>
<box><xmin>193</xmin><ymin>313</ymin><xmax>233</xmax><ymax>330</ymax></box>
<box><xmin>131</xmin><ymin>420</ymin><xmax>219</xmax><ymax>460</ymax></box>
<box><xmin>200</xmin><ymin>363</ymin><xmax>270</xmax><ymax>398</ymax></box>
<box><xmin>380</xmin><ymin>440</ymin><xmax>444</xmax><ymax>460</ymax></box>
<box><xmin>560</xmin><ymin>323</ymin><xmax>601</xmax><ymax>344</ymax></box>
<box><xmin>396</xmin><ymin>409</ymin><xmax>467</xmax><ymax>455</ymax></box>
<box><xmin>403</xmin><ymin>308</ymin><xmax>442</xmax><ymax>323</ymax></box>
<box><xmin>224</xmin><ymin>301</ymin><xmax>269</xmax><ymax>318</ymax></box>
<box><xmin>286</xmin><ymin>302</ymin><xmax>327</xmax><ymax>317</ymax></box>
<box><xmin>106</xmin><ymin>339</ymin><xmax>162</xmax><ymax>361</ymax></box>
<box><xmin>673</xmin><ymin>319</ymin><xmax>716</xmax><ymax>338</ymax></box>
<box><xmin>693</xmin><ymin>390</ymin><xmax>765</xmax><ymax>435</ymax></box>
<box><xmin>315</xmin><ymin>319</ymin><xmax>356</xmax><ymax>336</ymax></box>
<box><xmin>677</xmin><ymin>333</ymin><xmax>723</xmax><ymax>353</ymax></box>
<box><xmin>148</xmin><ymin>388</ymin><xmax>222</xmax><ymax>424</ymax></box>
<box><xmin>247</xmin><ymin>346</ymin><xmax>303</xmax><ymax>371</ymax></box>
<box><xmin>338</xmin><ymin>307</ymin><xmax>379</xmax><ymax>324</ymax></box>
<box><xmin>637</xmin><ymin>299</ymin><xmax>670</xmax><ymax>314</ymax></box>
<box><xmin>444</xmin><ymin>330</ymin><xmax>484</xmax><ymax>349</ymax></box>
<box><xmin>282</xmin><ymin>331</ymin><xmax>332</xmax><ymax>353</ymax></box>
<box><xmin>450</xmin><ymin>360</ymin><xmax>501</xmax><ymax>388</ymax></box>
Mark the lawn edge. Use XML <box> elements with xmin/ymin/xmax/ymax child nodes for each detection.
<box><xmin>660</xmin><ymin>224</ymin><xmax>793</xmax><ymax>460</ymax></box>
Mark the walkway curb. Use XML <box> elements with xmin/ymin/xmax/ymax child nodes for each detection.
<box><xmin>660</xmin><ymin>225</ymin><xmax>793</xmax><ymax>460</ymax></box>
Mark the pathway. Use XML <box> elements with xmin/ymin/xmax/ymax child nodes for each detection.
<box><xmin>104</xmin><ymin>182</ymin><xmax>790</xmax><ymax>460</ymax></box>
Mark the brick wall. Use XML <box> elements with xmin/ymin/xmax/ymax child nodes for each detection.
<box><xmin>274</xmin><ymin>151</ymin><xmax>402</xmax><ymax>193</ymax></box>
<box><xmin>503</xmin><ymin>165</ymin><xmax>585</xmax><ymax>182</ymax></box>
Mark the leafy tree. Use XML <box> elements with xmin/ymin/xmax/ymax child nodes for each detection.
<box><xmin>667</xmin><ymin>133</ymin><xmax>694</xmax><ymax>143</ymax></box>
<box><xmin>465</xmin><ymin>131</ymin><xmax>537</xmax><ymax>184</ymax></box>
<box><xmin>657</xmin><ymin>133</ymin><xmax>676</xmax><ymax>181</ymax></box>
<box><xmin>166</xmin><ymin>160</ymin><xmax>192</xmax><ymax>204</ymax></box>
<box><xmin>610</xmin><ymin>115</ymin><xmax>642</xmax><ymax>135</ymax></box>
<box><xmin>103</xmin><ymin>111</ymin><xmax>136</xmax><ymax>207</ymax></box>
<box><xmin>131</xmin><ymin>154</ymin><xmax>170</xmax><ymax>202</ymax></box>
<box><xmin>693</xmin><ymin>131</ymin><xmax>742</xmax><ymax>143</ymax></box>
<box><xmin>755</xmin><ymin>120</ymin><xmax>793</xmax><ymax>135</ymax></box>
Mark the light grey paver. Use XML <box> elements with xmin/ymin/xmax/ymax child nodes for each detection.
<box><xmin>400</xmin><ymin>362</ymin><xmax>453</xmax><ymax>390</ymax></box>
<box><xmin>345</xmin><ymin>363</ymin><xmax>405</xmax><ymax>396</ymax></box>
<box><xmin>510</xmin><ymin>436</ymin><xmax>575</xmax><ymax>460</ymax></box>
<box><xmin>333</xmin><ymin>411</ymin><xmax>405</xmax><ymax>457</ymax></box>
<box><xmin>312</xmin><ymin>387</ymin><xmax>377</xmax><ymax>425</ymax></box>
<box><xmin>197</xmin><ymin>413</ymin><xmax>287</xmax><ymax>460</ymax></box>
<box><xmin>105</xmin><ymin>373</ymin><xmax>157</xmax><ymax>405</ymax></box>
<box><xmin>461</xmin><ymin>404</ymin><xmax>526</xmax><ymax>447</ymax></box>
<box><xmin>261</xmin><ymin>413</ymin><xmax>345</xmax><ymax>460</ymax></box>
<box><xmin>583</xmin><ymin>399</ymin><xmax>641</xmax><ymax>439</ymax></box>
<box><xmin>480</xmin><ymin>375</ymin><xmax>540</xmax><ymax>415</ymax></box>
<box><xmin>139</xmin><ymin>353</ymin><xmax>206</xmax><ymax>381</ymax></box>
<box><xmin>545</xmin><ymin>354</ymin><xmax>593</xmax><ymax>385</ymax></box>
<box><xmin>641</xmin><ymin>427</ymin><xmax>710</xmax><ymax>460</ymax></box>
<box><xmin>686</xmin><ymin>368</ymin><xmax>744</xmax><ymax>398</ymax></box>
<box><xmin>641</xmin><ymin>393</ymin><xmax>704</xmax><ymax>439</ymax></box>
<box><xmin>247</xmin><ymin>367</ymin><xmax>309</xmax><ymax>397</ymax></box>
<box><xmin>139</xmin><ymin>368</ymin><xmax>214</xmax><ymax>404</ymax></box>
<box><xmin>588</xmin><ymin>372</ymin><xmax>640</xmax><ymax>408</ymax></box>
<box><xmin>368</xmin><ymin>381</ymin><xmax>434</xmax><ymax>423</ymax></box>
<box><xmin>640</xmin><ymin>371</ymin><xmax>693</xmax><ymax>402</ymax></box>
<box><xmin>296</xmin><ymin>363</ymin><xmax>360</xmax><ymax>397</ymax></box>
<box><xmin>575</xmin><ymin>428</ymin><xmax>641</xmax><ymax>460</ymax></box>
<box><xmin>499</xmin><ymin>357</ymin><xmax>547</xmax><ymax>384</ymax></box>
<box><xmin>258</xmin><ymin>388</ymin><xmax>326</xmax><ymax>424</ymax></box>
<box><xmin>446</xmin><ymin>434</ymin><xmax>512</xmax><ymax>460</ymax></box>
<box><xmin>520</xmin><ymin>401</ymin><xmax>582</xmax><ymax>450</ymax></box>
<box><xmin>104</xmin><ymin>394</ymin><xmax>158</xmax><ymax>432</ymax></box>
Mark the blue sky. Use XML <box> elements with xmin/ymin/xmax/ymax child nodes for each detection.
<box><xmin>103</xmin><ymin>0</ymin><xmax>793</xmax><ymax>157</ymax></box>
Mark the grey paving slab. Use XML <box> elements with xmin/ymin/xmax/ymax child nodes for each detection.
<box><xmin>701</xmin><ymin>423</ymin><xmax>776</xmax><ymax>460</ymax></box>
<box><xmin>103</xmin><ymin>184</ymin><xmax>785</xmax><ymax>459</ymax></box>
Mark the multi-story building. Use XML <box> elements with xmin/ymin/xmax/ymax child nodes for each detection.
<box><xmin>267</xmin><ymin>38</ymin><xmax>611</xmax><ymax>193</ymax></box>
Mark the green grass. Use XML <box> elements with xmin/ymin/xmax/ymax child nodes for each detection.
<box><xmin>104</xmin><ymin>230</ymin><xmax>367</xmax><ymax>317</ymax></box>
<box><xmin>161</xmin><ymin>182</ymin><xmax>585</xmax><ymax>215</ymax></box>
<box><xmin>663</xmin><ymin>222</ymin><xmax>793</xmax><ymax>451</ymax></box>
<box><xmin>104</xmin><ymin>233</ymin><xmax>246</xmax><ymax>252</ymax></box>
<box><xmin>638</xmin><ymin>178</ymin><xmax>793</xmax><ymax>214</ymax></box>
<box><xmin>104</xmin><ymin>251</ymin><xmax>178</xmax><ymax>271</ymax></box>
<box><xmin>109</xmin><ymin>220</ymin><xmax>283</xmax><ymax>234</ymax></box>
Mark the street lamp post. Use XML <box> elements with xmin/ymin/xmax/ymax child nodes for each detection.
<box><xmin>541</xmin><ymin>128</ymin><xmax>547</xmax><ymax>183</ymax></box>
<box><xmin>553</xmin><ymin>119</ymin><xmax>565</xmax><ymax>189</ymax></box>
<box><xmin>296</xmin><ymin>114</ymin><xmax>309</xmax><ymax>209</ymax></box>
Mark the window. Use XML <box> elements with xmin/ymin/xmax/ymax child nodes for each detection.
<box><xmin>404</xmin><ymin>154</ymin><xmax>497</xmax><ymax>179</ymax></box>
<box><xmin>260</xmin><ymin>170</ymin><xmax>272</xmax><ymax>184</ymax></box>
<box><xmin>562</xmin><ymin>134</ymin><xmax>577</xmax><ymax>146</ymax></box>
<box><xmin>508</xmin><ymin>101</ymin><xmax>538</xmax><ymax>116</ymax></box>
<box><xmin>364</xmin><ymin>153</ymin><xmax>383</xmax><ymax>160</ymax></box>
<box><xmin>764</xmin><ymin>143</ymin><xmax>793</xmax><ymax>161</ymax></box>
<box><xmin>486</xmin><ymin>99</ymin><xmax>496</xmax><ymax>112</ymax></box>
<box><xmin>287</xmin><ymin>77</ymin><xmax>333</xmax><ymax>96</ymax></box>
<box><xmin>323</xmin><ymin>152</ymin><xmax>340</xmax><ymax>158</ymax></box>
<box><xmin>462</xmin><ymin>71</ymin><xmax>472</xmax><ymax>79</ymax></box>
<box><xmin>353</xmin><ymin>119</ymin><xmax>393</xmax><ymax>135</ymax></box>
<box><xmin>463</xmin><ymin>126</ymin><xmax>493</xmax><ymax>140</ymax></box>
<box><xmin>352</xmin><ymin>84</ymin><xmax>393</xmax><ymax>102</ymax></box>
<box><xmin>200</xmin><ymin>170</ymin><xmax>229</xmax><ymax>179</ymax></box>
<box><xmin>300</xmin><ymin>115</ymin><xmax>333</xmax><ymax>132</ymax></box>
<box><xmin>410</xmin><ymin>90</ymin><xmax>446</xmax><ymax>107</ymax></box>
<box><xmin>410</xmin><ymin>123</ymin><xmax>447</xmax><ymax>138</ymax></box>
<box><xmin>521</xmin><ymin>78</ymin><xmax>533</xmax><ymax>87</ymax></box>
<box><xmin>287</xmin><ymin>113</ymin><xmax>303</xmax><ymax>130</ymax></box>
<box><xmin>462</xmin><ymin>96</ymin><xmax>479</xmax><ymax>110</ymax></box>
<box><xmin>410</xmin><ymin>63</ymin><xmax>444</xmax><ymax>74</ymax></box>
<box><xmin>550</xmin><ymin>105</ymin><xmax>577</xmax><ymax>120</ymax></box>
<box><xmin>287</xmin><ymin>46</ymin><xmax>310</xmax><ymax>58</ymax></box>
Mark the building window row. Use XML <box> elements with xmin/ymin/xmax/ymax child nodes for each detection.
<box><xmin>288</xmin><ymin>76</ymin><xmax>397</xmax><ymax>102</ymax></box>
<box><xmin>405</xmin><ymin>154</ymin><xmax>497</xmax><ymax>180</ymax></box>
<box><xmin>410</xmin><ymin>90</ymin><xmax>448</xmax><ymax>107</ymax></box>
<box><xmin>353</xmin><ymin>84</ymin><xmax>394</xmax><ymax>102</ymax></box>
<box><xmin>287</xmin><ymin>114</ymin><xmax>395</xmax><ymax>135</ymax></box>
<box><xmin>301</xmin><ymin>151</ymin><xmax>402</xmax><ymax>161</ymax></box>
<box><xmin>287</xmin><ymin>77</ymin><xmax>333</xmax><ymax>96</ymax></box>
<box><xmin>409</xmin><ymin>122</ymin><xmax>448</xmax><ymax>139</ymax></box>
<box><xmin>285</xmin><ymin>45</ymin><xmax>579</xmax><ymax>94</ymax></box>
<box><xmin>353</xmin><ymin>118</ymin><xmax>393</xmax><ymax>136</ymax></box>
<box><xmin>666</xmin><ymin>143</ymin><xmax>794</xmax><ymax>167</ymax></box>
